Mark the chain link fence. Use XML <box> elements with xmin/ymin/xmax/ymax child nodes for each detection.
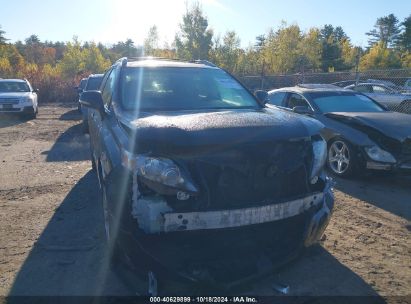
<box><xmin>238</xmin><ymin>68</ymin><xmax>411</xmax><ymax>114</ymax></box>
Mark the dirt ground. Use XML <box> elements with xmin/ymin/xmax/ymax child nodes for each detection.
<box><xmin>0</xmin><ymin>105</ymin><xmax>410</xmax><ymax>302</ymax></box>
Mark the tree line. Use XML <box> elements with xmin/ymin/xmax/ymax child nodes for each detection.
<box><xmin>0</xmin><ymin>3</ymin><xmax>410</xmax><ymax>102</ymax></box>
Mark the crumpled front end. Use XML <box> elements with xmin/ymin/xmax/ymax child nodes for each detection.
<box><xmin>125</xmin><ymin>138</ymin><xmax>335</xmax><ymax>288</ymax></box>
<box><xmin>128</xmin><ymin>177</ymin><xmax>334</xmax><ymax>288</ymax></box>
<box><xmin>365</xmin><ymin>137</ymin><xmax>411</xmax><ymax>172</ymax></box>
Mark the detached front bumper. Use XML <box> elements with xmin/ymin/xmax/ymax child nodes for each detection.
<box><xmin>126</xmin><ymin>176</ymin><xmax>335</xmax><ymax>288</ymax></box>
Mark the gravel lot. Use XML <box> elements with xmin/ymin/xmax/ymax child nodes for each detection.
<box><xmin>0</xmin><ymin>105</ymin><xmax>410</xmax><ymax>302</ymax></box>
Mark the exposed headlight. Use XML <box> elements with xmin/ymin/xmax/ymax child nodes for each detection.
<box><xmin>365</xmin><ymin>146</ymin><xmax>396</xmax><ymax>163</ymax></box>
<box><xmin>311</xmin><ymin>137</ymin><xmax>327</xmax><ymax>183</ymax></box>
<box><xmin>122</xmin><ymin>150</ymin><xmax>197</xmax><ymax>192</ymax></box>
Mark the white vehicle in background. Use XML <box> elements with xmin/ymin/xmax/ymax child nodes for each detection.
<box><xmin>0</xmin><ymin>79</ymin><xmax>38</xmax><ymax>119</ymax></box>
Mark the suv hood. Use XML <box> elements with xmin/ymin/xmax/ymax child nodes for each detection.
<box><xmin>120</xmin><ymin>108</ymin><xmax>323</xmax><ymax>154</ymax></box>
<box><xmin>325</xmin><ymin>112</ymin><xmax>411</xmax><ymax>142</ymax></box>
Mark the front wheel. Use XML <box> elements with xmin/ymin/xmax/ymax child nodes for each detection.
<box><xmin>100</xmin><ymin>180</ymin><xmax>121</xmax><ymax>266</ymax></box>
<box><xmin>25</xmin><ymin>108</ymin><xmax>37</xmax><ymax>120</ymax></box>
<box><xmin>82</xmin><ymin>119</ymin><xmax>89</xmax><ymax>133</ymax></box>
<box><xmin>101</xmin><ymin>183</ymin><xmax>111</xmax><ymax>243</ymax></box>
<box><xmin>327</xmin><ymin>139</ymin><xmax>356</xmax><ymax>177</ymax></box>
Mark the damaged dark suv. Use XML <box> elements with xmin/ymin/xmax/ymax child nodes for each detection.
<box><xmin>80</xmin><ymin>58</ymin><xmax>334</xmax><ymax>292</ymax></box>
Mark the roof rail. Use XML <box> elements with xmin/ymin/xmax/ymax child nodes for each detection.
<box><xmin>127</xmin><ymin>56</ymin><xmax>174</xmax><ymax>61</ymax></box>
<box><xmin>115</xmin><ymin>56</ymin><xmax>184</xmax><ymax>67</ymax></box>
<box><xmin>192</xmin><ymin>60</ymin><xmax>217</xmax><ymax>67</ymax></box>
<box><xmin>114</xmin><ymin>57</ymin><xmax>219</xmax><ymax>68</ymax></box>
<box><xmin>297</xmin><ymin>83</ymin><xmax>340</xmax><ymax>89</ymax></box>
<box><xmin>114</xmin><ymin>57</ymin><xmax>128</xmax><ymax>67</ymax></box>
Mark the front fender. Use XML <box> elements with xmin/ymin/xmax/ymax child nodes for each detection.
<box><xmin>304</xmin><ymin>177</ymin><xmax>335</xmax><ymax>247</ymax></box>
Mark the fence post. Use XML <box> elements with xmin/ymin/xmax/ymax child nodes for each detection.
<box><xmin>355</xmin><ymin>48</ymin><xmax>361</xmax><ymax>86</ymax></box>
<box><xmin>260</xmin><ymin>59</ymin><xmax>265</xmax><ymax>90</ymax></box>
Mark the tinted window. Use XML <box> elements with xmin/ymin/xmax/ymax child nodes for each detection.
<box><xmin>79</xmin><ymin>79</ymin><xmax>87</xmax><ymax>89</ymax></box>
<box><xmin>85</xmin><ymin>76</ymin><xmax>104</xmax><ymax>91</ymax></box>
<box><xmin>309</xmin><ymin>92</ymin><xmax>385</xmax><ymax>113</ymax></box>
<box><xmin>268</xmin><ymin>92</ymin><xmax>286</xmax><ymax>106</ymax></box>
<box><xmin>120</xmin><ymin>67</ymin><xmax>258</xmax><ymax>111</ymax></box>
<box><xmin>352</xmin><ymin>85</ymin><xmax>371</xmax><ymax>93</ymax></box>
<box><xmin>286</xmin><ymin>93</ymin><xmax>310</xmax><ymax>109</ymax></box>
<box><xmin>372</xmin><ymin>85</ymin><xmax>389</xmax><ymax>93</ymax></box>
<box><xmin>0</xmin><ymin>81</ymin><xmax>30</xmax><ymax>92</ymax></box>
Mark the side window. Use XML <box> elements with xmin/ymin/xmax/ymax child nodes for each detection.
<box><xmin>372</xmin><ymin>85</ymin><xmax>388</xmax><ymax>93</ymax></box>
<box><xmin>353</xmin><ymin>85</ymin><xmax>371</xmax><ymax>93</ymax></box>
<box><xmin>268</xmin><ymin>92</ymin><xmax>286</xmax><ymax>106</ymax></box>
<box><xmin>286</xmin><ymin>93</ymin><xmax>310</xmax><ymax>109</ymax></box>
<box><xmin>101</xmin><ymin>69</ymin><xmax>116</xmax><ymax>107</ymax></box>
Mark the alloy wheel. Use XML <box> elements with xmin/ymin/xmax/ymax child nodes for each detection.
<box><xmin>328</xmin><ymin>140</ymin><xmax>350</xmax><ymax>175</ymax></box>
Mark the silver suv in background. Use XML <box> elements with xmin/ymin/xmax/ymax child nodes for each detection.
<box><xmin>0</xmin><ymin>79</ymin><xmax>38</xmax><ymax>119</ymax></box>
<box><xmin>345</xmin><ymin>83</ymin><xmax>411</xmax><ymax>112</ymax></box>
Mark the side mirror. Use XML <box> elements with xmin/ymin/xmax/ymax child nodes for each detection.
<box><xmin>80</xmin><ymin>91</ymin><xmax>104</xmax><ymax>116</ymax></box>
<box><xmin>293</xmin><ymin>106</ymin><xmax>313</xmax><ymax>115</ymax></box>
<box><xmin>33</xmin><ymin>88</ymin><xmax>39</xmax><ymax>93</ymax></box>
<box><xmin>254</xmin><ymin>90</ymin><xmax>268</xmax><ymax>105</ymax></box>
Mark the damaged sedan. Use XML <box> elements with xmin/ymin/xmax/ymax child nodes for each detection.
<box><xmin>80</xmin><ymin>58</ymin><xmax>334</xmax><ymax>293</ymax></box>
<box><xmin>267</xmin><ymin>84</ymin><xmax>411</xmax><ymax>177</ymax></box>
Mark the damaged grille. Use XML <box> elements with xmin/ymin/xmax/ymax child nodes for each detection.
<box><xmin>180</xmin><ymin>140</ymin><xmax>312</xmax><ymax>210</ymax></box>
<box><xmin>136</xmin><ymin>208</ymin><xmax>314</xmax><ymax>287</ymax></box>
<box><xmin>0</xmin><ymin>98</ymin><xmax>20</xmax><ymax>104</ymax></box>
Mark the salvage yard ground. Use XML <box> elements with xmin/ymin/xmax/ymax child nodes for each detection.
<box><xmin>0</xmin><ymin>105</ymin><xmax>410</xmax><ymax>302</ymax></box>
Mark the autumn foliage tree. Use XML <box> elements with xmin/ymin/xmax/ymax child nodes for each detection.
<box><xmin>1</xmin><ymin>13</ymin><xmax>411</xmax><ymax>103</ymax></box>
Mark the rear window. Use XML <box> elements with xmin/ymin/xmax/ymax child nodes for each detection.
<box><xmin>352</xmin><ymin>85</ymin><xmax>371</xmax><ymax>93</ymax></box>
<box><xmin>120</xmin><ymin>67</ymin><xmax>258</xmax><ymax>111</ymax></box>
<box><xmin>85</xmin><ymin>77</ymin><xmax>103</xmax><ymax>91</ymax></box>
<box><xmin>79</xmin><ymin>79</ymin><xmax>87</xmax><ymax>89</ymax></box>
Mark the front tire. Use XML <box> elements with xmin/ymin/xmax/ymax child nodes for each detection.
<box><xmin>100</xmin><ymin>179</ymin><xmax>122</xmax><ymax>268</ymax></box>
<box><xmin>327</xmin><ymin>139</ymin><xmax>357</xmax><ymax>177</ymax></box>
<box><xmin>25</xmin><ymin>107</ymin><xmax>37</xmax><ymax>120</ymax></box>
<box><xmin>82</xmin><ymin>119</ymin><xmax>89</xmax><ymax>133</ymax></box>
<box><xmin>101</xmin><ymin>183</ymin><xmax>112</xmax><ymax>243</ymax></box>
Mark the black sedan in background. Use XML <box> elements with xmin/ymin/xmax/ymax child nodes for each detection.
<box><xmin>267</xmin><ymin>84</ymin><xmax>411</xmax><ymax>177</ymax></box>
